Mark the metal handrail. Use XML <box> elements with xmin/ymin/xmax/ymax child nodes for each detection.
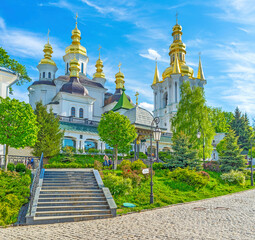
<box><xmin>28</xmin><ymin>152</ymin><xmax>43</xmax><ymax>215</ymax></box>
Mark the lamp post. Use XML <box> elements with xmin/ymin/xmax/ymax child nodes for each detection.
<box><xmin>197</xmin><ymin>131</ymin><xmax>205</xmax><ymax>169</ymax></box>
<box><xmin>251</xmin><ymin>143</ymin><xmax>254</xmax><ymax>186</ymax></box>
<box><xmin>150</xmin><ymin>117</ymin><xmax>161</xmax><ymax>204</ymax></box>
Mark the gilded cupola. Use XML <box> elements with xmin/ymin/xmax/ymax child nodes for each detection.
<box><xmin>64</xmin><ymin>15</ymin><xmax>87</xmax><ymax>57</ymax></box>
<box><xmin>115</xmin><ymin>63</ymin><xmax>125</xmax><ymax>89</ymax></box>
<box><xmin>39</xmin><ymin>32</ymin><xmax>56</xmax><ymax>66</ymax></box>
<box><xmin>161</xmin><ymin>17</ymin><xmax>194</xmax><ymax>81</ymax></box>
<box><xmin>93</xmin><ymin>46</ymin><xmax>105</xmax><ymax>79</ymax></box>
<box><xmin>69</xmin><ymin>54</ymin><xmax>80</xmax><ymax>78</ymax></box>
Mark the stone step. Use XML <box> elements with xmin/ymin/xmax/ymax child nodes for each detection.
<box><xmin>36</xmin><ymin>205</ymin><xmax>109</xmax><ymax>211</ymax></box>
<box><xmin>39</xmin><ymin>193</ymin><xmax>105</xmax><ymax>198</ymax></box>
<box><xmin>38</xmin><ymin>196</ymin><xmax>105</xmax><ymax>202</ymax></box>
<box><xmin>32</xmin><ymin>214</ymin><xmax>112</xmax><ymax>225</ymax></box>
<box><xmin>41</xmin><ymin>186</ymin><xmax>99</xmax><ymax>189</ymax></box>
<box><xmin>35</xmin><ymin>209</ymin><xmax>111</xmax><ymax>217</ymax></box>
<box><xmin>37</xmin><ymin>200</ymin><xmax>108</xmax><ymax>206</ymax></box>
<box><xmin>40</xmin><ymin>189</ymin><xmax>103</xmax><ymax>194</ymax></box>
<box><xmin>44</xmin><ymin>174</ymin><xmax>94</xmax><ymax>177</ymax></box>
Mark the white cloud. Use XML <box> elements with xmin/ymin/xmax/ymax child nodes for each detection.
<box><xmin>0</xmin><ymin>17</ymin><xmax>5</xmax><ymax>30</ymax></box>
<box><xmin>139</xmin><ymin>48</ymin><xmax>168</xmax><ymax>63</ymax></box>
<box><xmin>0</xmin><ymin>17</ymin><xmax>65</xmax><ymax>60</ymax></box>
<box><xmin>139</xmin><ymin>102</ymin><xmax>154</xmax><ymax>112</ymax></box>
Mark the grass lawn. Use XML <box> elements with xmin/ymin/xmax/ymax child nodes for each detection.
<box><xmin>49</xmin><ymin>154</ymin><xmax>105</xmax><ymax>164</ymax></box>
<box><xmin>102</xmin><ymin>169</ymin><xmax>255</xmax><ymax>215</ymax></box>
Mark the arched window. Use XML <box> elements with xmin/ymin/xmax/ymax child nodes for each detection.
<box><xmin>66</xmin><ymin>63</ymin><xmax>69</xmax><ymax>74</ymax></box>
<box><xmin>71</xmin><ymin>107</ymin><xmax>75</xmax><ymax>117</ymax></box>
<box><xmin>79</xmin><ymin>108</ymin><xmax>83</xmax><ymax>118</ymax></box>
<box><xmin>81</xmin><ymin>63</ymin><xmax>84</xmax><ymax>73</ymax></box>
<box><xmin>163</xmin><ymin>92</ymin><xmax>168</xmax><ymax>108</ymax></box>
<box><xmin>175</xmin><ymin>82</ymin><xmax>178</xmax><ymax>103</ymax></box>
<box><xmin>43</xmin><ymin>72</ymin><xmax>45</xmax><ymax>78</ymax></box>
<box><xmin>48</xmin><ymin>72</ymin><xmax>51</xmax><ymax>79</ymax></box>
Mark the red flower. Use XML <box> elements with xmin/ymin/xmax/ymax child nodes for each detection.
<box><xmin>127</xmin><ymin>170</ymin><xmax>130</xmax><ymax>172</ymax></box>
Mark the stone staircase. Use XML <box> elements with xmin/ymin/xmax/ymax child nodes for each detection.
<box><xmin>26</xmin><ymin>169</ymin><xmax>116</xmax><ymax>225</ymax></box>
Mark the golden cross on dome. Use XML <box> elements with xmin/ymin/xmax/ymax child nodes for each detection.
<box><xmin>118</xmin><ymin>62</ymin><xmax>122</xmax><ymax>72</ymax></box>
<box><xmin>135</xmin><ymin>92</ymin><xmax>139</xmax><ymax>106</ymax></box>
<box><xmin>98</xmin><ymin>45</ymin><xmax>102</xmax><ymax>59</ymax></box>
<box><xmin>75</xmin><ymin>13</ymin><xmax>78</xmax><ymax>27</ymax></box>
<box><xmin>176</xmin><ymin>11</ymin><xmax>178</xmax><ymax>24</ymax></box>
<box><xmin>47</xmin><ymin>29</ymin><xmax>50</xmax><ymax>43</ymax></box>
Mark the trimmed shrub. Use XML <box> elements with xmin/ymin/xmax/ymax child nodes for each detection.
<box><xmin>15</xmin><ymin>163</ymin><xmax>26</xmax><ymax>173</ymax></box>
<box><xmin>168</xmin><ymin>168</ymin><xmax>209</xmax><ymax>189</ymax></box>
<box><xmin>119</xmin><ymin>160</ymin><xmax>132</xmax><ymax>169</ymax></box>
<box><xmin>88</xmin><ymin>148</ymin><xmax>100</xmax><ymax>154</ymax></box>
<box><xmin>104</xmin><ymin>149</ymin><xmax>113</xmax><ymax>154</ymax></box>
<box><xmin>94</xmin><ymin>160</ymin><xmax>103</xmax><ymax>171</ymax></box>
<box><xmin>221</xmin><ymin>170</ymin><xmax>245</xmax><ymax>186</ymax></box>
<box><xmin>158</xmin><ymin>151</ymin><xmax>172</xmax><ymax>162</ymax></box>
<box><xmin>7</xmin><ymin>163</ymin><xmax>15</xmax><ymax>172</ymax></box>
<box><xmin>138</xmin><ymin>152</ymin><xmax>147</xmax><ymax>159</ymax></box>
<box><xmin>131</xmin><ymin>159</ymin><xmax>147</xmax><ymax>171</ymax></box>
<box><xmin>44</xmin><ymin>162</ymin><xmax>94</xmax><ymax>168</ymax></box>
<box><xmin>78</xmin><ymin>148</ymin><xmax>83</xmax><ymax>153</ymax></box>
<box><xmin>204</xmin><ymin>161</ymin><xmax>220</xmax><ymax>172</ymax></box>
<box><xmin>153</xmin><ymin>162</ymin><xmax>164</xmax><ymax>170</ymax></box>
<box><xmin>103</xmin><ymin>173</ymin><xmax>132</xmax><ymax>195</ymax></box>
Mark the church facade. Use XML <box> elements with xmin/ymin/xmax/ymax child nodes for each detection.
<box><xmin>28</xmin><ymin>19</ymin><xmax>206</xmax><ymax>154</ymax></box>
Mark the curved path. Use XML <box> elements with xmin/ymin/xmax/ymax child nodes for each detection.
<box><xmin>1</xmin><ymin>189</ymin><xmax>255</xmax><ymax>240</ymax></box>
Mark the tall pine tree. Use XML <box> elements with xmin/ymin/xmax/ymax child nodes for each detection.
<box><xmin>230</xmin><ymin>107</ymin><xmax>253</xmax><ymax>151</ymax></box>
<box><xmin>32</xmin><ymin>102</ymin><xmax>64</xmax><ymax>158</ymax></box>
<box><xmin>220</xmin><ymin>129</ymin><xmax>246</xmax><ymax>172</ymax></box>
<box><xmin>165</xmin><ymin>132</ymin><xmax>201</xmax><ymax>170</ymax></box>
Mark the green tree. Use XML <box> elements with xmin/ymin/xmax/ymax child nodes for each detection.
<box><xmin>32</xmin><ymin>102</ymin><xmax>64</xmax><ymax>158</ymax></box>
<box><xmin>165</xmin><ymin>132</ymin><xmax>201</xmax><ymax>170</ymax></box>
<box><xmin>231</xmin><ymin>107</ymin><xmax>253</xmax><ymax>151</ymax></box>
<box><xmin>208</xmin><ymin>107</ymin><xmax>231</xmax><ymax>133</ymax></box>
<box><xmin>220</xmin><ymin>129</ymin><xmax>246</xmax><ymax>172</ymax></box>
<box><xmin>0</xmin><ymin>97</ymin><xmax>38</xmax><ymax>171</ymax></box>
<box><xmin>171</xmin><ymin>81</ymin><xmax>215</xmax><ymax>159</ymax></box>
<box><xmin>0</xmin><ymin>47</ymin><xmax>31</xmax><ymax>92</ymax></box>
<box><xmin>98</xmin><ymin>111</ymin><xmax>137</xmax><ymax>169</ymax></box>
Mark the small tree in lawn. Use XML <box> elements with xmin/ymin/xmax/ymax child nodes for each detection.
<box><xmin>0</xmin><ymin>97</ymin><xmax>38</xmax><ymax>171</ymax></box>
<box><xmin>32</xmin><ymin>102</ymin><xmax>64</xmax><ymax>158</ymax></box>
<box><xmin>165</xmin><ymin>131</ymin><xmax>201</xmax><ymax>170</ymax></box>
<box><xmin>220</xmin><ymin>129</ymin><xmax>246</xmax><ymax>172</ymax></box>
<box><xmin>98</xmin><ymin>111</ymin><xmax>137</xmax><ymax>169</ymax></box>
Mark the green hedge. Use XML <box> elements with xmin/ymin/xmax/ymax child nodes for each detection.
<box><xmin>44</xmin><ymin>162</ymin><xmax>94</xmax><ymax>168</ymax></box>
<box><xmin>0</xmin><ymin>170</ymin><xmax>31</xmax><ymax>226</ymax></box>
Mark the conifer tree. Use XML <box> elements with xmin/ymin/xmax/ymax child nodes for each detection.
<box><xmin>165</xmin><ymin>132</ymin><xmax>201</xmax><ymax>170</ymax></box>
<box><xmin>220</xmin><ymin>129</ymin><xmax>246</xmax><ymax>172</ymax></box>
<box><xmin>231</xmin><ymin>107</ymin><xmax>253</xmax><ymax>151</ymax></box>
<box><xmin>32</xmin><ymin>102</ymin><xmax>64</xmax><ymax>158</ymax></box>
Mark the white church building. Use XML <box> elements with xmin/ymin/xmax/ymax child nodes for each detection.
<box><xmin>28</xmin><ymin>18</ymin><xmax>212</xmax><ymax>156</ymax></box>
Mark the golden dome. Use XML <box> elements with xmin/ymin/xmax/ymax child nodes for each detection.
<box><xmin>65</xmin><ymin>16</ymin><xmax>87</xmax><ymax>57</ymax></box>
<box><xmin>39</xmin><ymin>41</ymin><xmax>56</xmax><ymax>66</ymax></box>
<box><xmin>115</xmin><ymin>63</ymin><xmax>125</xmax><ymax>89</ymax></box>
<box><xmin>69</xmin><ymin>54</ymin><xmax>80</xmax><ymax>78</ymax></box>
<box><xmin>93</xmin><ymin>46</ymin><xmax>105</xmax><ymax>78</ymax></box>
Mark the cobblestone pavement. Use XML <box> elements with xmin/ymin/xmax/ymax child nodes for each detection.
<box><xmin>1</xmin><ymin>190</ymin><xmax>255</xmax><ymax>240</ymax></box>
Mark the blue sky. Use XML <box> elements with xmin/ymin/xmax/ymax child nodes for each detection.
<box><xmin>1</xmin><ymin>0</ymin><xmax>255</xmax><ymax>118</ymax></box>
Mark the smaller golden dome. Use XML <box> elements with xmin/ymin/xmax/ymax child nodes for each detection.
<box><xmin>39</xmin><ymin>40</ymin><xmax>56</xmax><ymax>66</ymax></box>
<box><xmin>93</xmin><ymin>46</ymin><xmax>105</xmax><ymax>78</ymax></box>
<box><xmin>69</xmin><ymin>54</ymin><xmax>80</xmax><ymax>78</ymax></box>
<box><xmin>115</xmin><ymin>63</ymin><xmax>125</xmax><ymax>89</ymax></box>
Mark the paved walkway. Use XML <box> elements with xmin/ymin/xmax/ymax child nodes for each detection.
<box><xmin>1</xmin><ymin>189</ymin><xmax>255</xmax><ymax>240</ymax></box>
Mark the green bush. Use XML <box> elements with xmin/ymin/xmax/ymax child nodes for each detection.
<box><xmin>153</xmin><ymin>162</ymin><xmax>164</xmax><ymax>170</ymax></box>
<box><xmin>119</xmin><ymin>160</ymin><xmax>132</xmax><ymax>169</ymax></box>
<box><xmin>104</xmin><ymin>149</ymin><xmax>113</xmax><ymax>154</ymax></box>
<box><xmin>138</xmin><ymin>152</ymin><xmax>147</xmax><ymax>159</ymax></box>
<box><xmin>15</xmin><ymin>163</ymin><xmax>26</xmax><ymax>173</ymax></box>
<box><xmin>88</xmin><ymin>148</ymin><xmax>100</xmax><ymax>153</ymax></box>
<box><xmin>221</xmin><ymin>170</ymin><xmax>246</xmax><ymax>186</ymax></box>
<box><xmin>78</xmin><ymin>148</ymin><xmax>83</xmax><ymax>153</ymax></box>
<box><xmin>103</xmin><ymin>173</ymin><xmax>132</xmax><ymax>195</ymax></box>
<box><xmin>44</xmin><ymin>162</ymin><xmax>94</xmax><ymax>168</ymax></box>
<box><xmin>168</xmin><ymin>168</ymin><xmax>209</xmax><ymax>189</ymax></box>
<box><xmin>131</xmin><ymin>159</ymin><xmax>147</xmax><ymax>171</ymax></box>
<box><xmin>94</xmin><ymin>160</ymin><xmax>103</xmax><ymax>171</ymax></box>
<box><xmin>158</xmin><ymin>151</ymin><xmax>172</xmax><ymax>162</ymax></box>
<box><xmin>7</xmin><ymin>163</ymin><xmax>15</xmax><ymax>171</ymax></box>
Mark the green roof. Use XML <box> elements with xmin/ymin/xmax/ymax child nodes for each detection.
<box><xmin>112</xmin><ymin>89</ymin><xmax>134</xmax><ymax>111</ymax></box>
<box><xmin>60</xmin><ymin>122</ymin><xmax>98</xmax><ymax>133</ymax></box>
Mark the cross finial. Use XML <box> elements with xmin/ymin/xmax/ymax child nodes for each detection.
<box><xmin>98</xmin><ymin>45</ymin><xmax>102</xmax><ymax>59</ymax></box>
<box><xmin>118</xmin><ymin>62</ymin><xmax>122</xmax><ymax>72</ymax></box>
<box><xmin>75</xmin><ymin>13</ymin><xmax>78</xmax><ymax>28</ymax></box>
<box><xmin>47</xmin><ymin>29</ymin><xmax>50</xmax><ymax>43</ymax></box>
<box><xmin>135</xmin><ymin>92</ymin><xmax>139</xmax><ymax>106</ymax></box>
<box><xmin>176</xmin><ymin>11</ymin><xmax>178</xmax><ymax>24</ymax></box>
